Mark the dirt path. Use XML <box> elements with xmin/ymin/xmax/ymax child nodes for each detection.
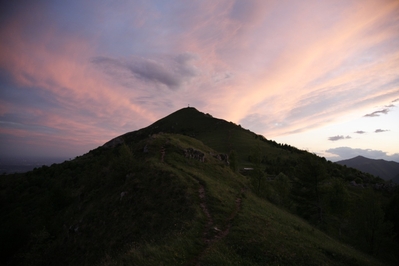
<box><xmin>198</xmin><ymin>185</ymin><xmax>214</xmax><ymax>243</ymax></box>
<box><xmin>187</xmin><ymin>186</ymin><xmax>245</xmax><ymax>266</ymax></box>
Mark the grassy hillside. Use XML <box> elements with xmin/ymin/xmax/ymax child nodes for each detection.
<box><xmin>1</xmin><ymin>108</ymin><xmax>398</xmax><ymax>265</ymax></box>
<box><xmin>108</xmin><ymin>107</ymin><xmax>295</xmax><ymax>168</ymax></box>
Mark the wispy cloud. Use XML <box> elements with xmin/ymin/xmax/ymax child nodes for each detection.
<box><xmin>92</xmin><ymin>53</ymin><xmax>200</xmax><ymax>91</ymax></box>
<box><xmin>364</xmin><ymin>109</ymin><xmax>390</xmax><ymax>117</ymax></box>
<box><xmin>375</xmin><ymin>129</ymin><xmax>389</xmax><ymax>133</ymax></box>
<box><xmin>0</xmin><ymin>4</ymin><xmax>160</xmax><ymax>157</ymax></box>
<box><xmin>328</xmin><ymin>135</ymin><xmax>351</xmax><ymax>141</ymax></box>
<box><xmin>354</xmin><ymin>130</ymin><xmax>366</xmax><ymax>134</ymax></box>
<box><xmin>363</xmin><ymin>99</ymin><xmax>397</xmax><ymax>117</ymax></box>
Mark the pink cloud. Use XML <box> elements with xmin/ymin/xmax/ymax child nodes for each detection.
<box><xmin>88</xmin><ymin>0</ymin><xmax>399</xmax><ymax>136</ymax></box>
<box><xmin>225</xmin><ymin>0</ymin><xmax>399</xmax><ymax>136</ymax></box>
<box><xmin>1</xmin><ymin>0</ymin><xmax>399</xmax><ymax>157</ymax></box>
<box><xmin>0</xmin><ymin>5</ymin><xmax>159</xmax><ymax>151</ymax></box>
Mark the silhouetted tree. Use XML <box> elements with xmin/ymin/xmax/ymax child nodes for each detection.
<box><xmin>352</xmin><ymin>189</ymin><xmax>394</xmax><ymax>255</ymax></box>
<box><xmin>386</xmin><ymin>190</ymin><xmax>399</xmax><ymax>245</ymax></box>
<box><xmin>273</xmin><ymin>172</ymin><xmax>292</xmax><ymax>208</ymax></box>
<box><xmin>251</xmin><ymin>145</ymin><xmax>264</xmax><ymax>193</ymax></box>
<box><xmin>229</xmin><ymin>150</ymin><xmax>238</xmax><ymax>173</ymax></box>
<box><xmin>324</xmin><ymin>178</ymin><xmax>350</xmax><ymax>237</ymax></box>
<box><xmin>293</xmin><ymin>155</ymin><xmax>327</xmax><ymax>224</ymax></box>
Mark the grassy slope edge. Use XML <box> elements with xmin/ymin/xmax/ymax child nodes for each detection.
<box><xmin>0</xmin><ymin>107</ymin><xmax>394</xmax><ymax>265</ymax></box>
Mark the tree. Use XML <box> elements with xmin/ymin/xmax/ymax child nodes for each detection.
<box><xmin>292</xmin><ymin>155</ymin><xmax>327</xmax><ymax>224</ymax></box>
<box><xmin>324</xmin><ymin>178</ymin><xmax>350</xmax><ymax>237</ymax></box>
<box><xmin>229</xmin><ymin>150</ymin><xmax>238</xmax><ymax>173</ymax></box>
<box><xmin>273</xmin><ymin>172</ymin><xmax>292</xmax><ymax>208</ymax></box>
<box><xmin>352</xmin><ymin>189</ymin><xmax>393</xmax><ymax>255</ymax></box>
<box><xmin>115</xmin><ymin>143</ymin><xmax>134</xmax><ymax>173</ymax></box>
<box><xmin>251</xmin><ymin>145</ymin><xmax>264</xmax><ymax>194</ymax></box>
<box><xmin>386</xmin><ymin>190</ymin><xmax>399</xmax><ymax>245</ymax></box>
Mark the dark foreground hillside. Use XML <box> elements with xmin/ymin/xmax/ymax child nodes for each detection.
<box><xmin>1</xmin><ymin>108</ymin><xmax>398</xmax><ymax>265</ymax></box>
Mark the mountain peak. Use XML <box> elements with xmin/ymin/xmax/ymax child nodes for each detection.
<box><xmin>104</xmin><ymin>106</ymin><xmax>254</xmax><ymax>153</ymax></box>
<box><xmin>336</xmin><ymin>156</ymin><xmax>399</xmax><ymax>183</ymax></box>
<box><xmin>354</xmin><ymin>155</ymin><xmax>367</xmax><ymax>159</ymax></box>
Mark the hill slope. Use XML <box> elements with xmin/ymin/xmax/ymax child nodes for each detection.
<box><xmin>105</xmin><ymin>107</ymin><xmax>296</xmax><ymax>168</ymax></box>
<box><xmin>337</xmin><ymin>156</ymin><xmax>399</xmax><ymax>183</ymax></box>
<box><xmin>1</xmin><ymin>107</ymin><xmax>397</xmax><ymax>265</ymax></box>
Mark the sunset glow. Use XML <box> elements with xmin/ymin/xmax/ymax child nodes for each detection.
<box><xmin>1</xmin><ymin>0</ymin><xmax>398</xmax><ymax>161</ymax></box>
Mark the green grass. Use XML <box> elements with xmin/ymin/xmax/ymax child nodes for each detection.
<box><xmin>198</xmin><ymin>192</ymin><xmax>384</xmax><ymax>266</ymax></box>
<box><xmin>100</xmin><ymin>133</ymin><xmax>387</xmax><ymax>265</ymax></box>
<box><xmin>0</xmin><ymin>110</ymin><xmax>395</xmax><ymax>265</ymax></box>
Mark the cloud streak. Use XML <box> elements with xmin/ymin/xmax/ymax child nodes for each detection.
<box><xmin>375</xmin><ymin>129</ymin><xmax>389</xmax><ymax>133</ymax></box>
<box><xmin>236</xmin><ymin>1</ymin><xmax>399</xmax><ymax>136</ymax></box>
<box><xmin>364</xmin><ymin>109</ymin><xmax>390</xmax><ymax>117</ymax></box>
<box><xmin>328</xmin><ymin>135</ymin><xmax>351</xmax><ymax>141</ymax></box>
<box><xmin>92</xmin><ymin>53</ymin><xmax>200</xmax><ymax>91</ymax></box>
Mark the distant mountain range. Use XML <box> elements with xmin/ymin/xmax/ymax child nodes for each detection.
<box><xmin>0</xmin><ymin>157</ymin><xmax>67</xmax><ymax>174</ymax></box>
<box><xmin>336</xmin><ymin>156</ymin><xmax>399</xmax><ymax>184</ymax></box>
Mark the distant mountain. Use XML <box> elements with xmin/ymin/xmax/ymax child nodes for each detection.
<box><xmin>336</xmin><ymin>156</ymin><xmax>399</xmax><ymax>183</ymax></box>
<box><xmin>0</xmin><ymin>157</ymin><xmax>67</xmax><ymax>174</ymax></box>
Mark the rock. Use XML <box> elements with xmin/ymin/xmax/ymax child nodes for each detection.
<box><xmin>120</xmin><ymin>191</ymin><xmax>128</xmax><ymax>201</ymax></box>
<box><xmin>184</xmin><ymin>148</ymin><xmax>205</xmax><ymax>162</ymax></box>
<box><xmin>211</xmin><ymin>153</ymin><xmax>229</xmax><ymax>165</ymax></box>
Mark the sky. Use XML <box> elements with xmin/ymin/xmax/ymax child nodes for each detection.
<box><xmin>0</xmin><ymin>0</ymin><xmax>398</xmax><ymax>162</ymax></box>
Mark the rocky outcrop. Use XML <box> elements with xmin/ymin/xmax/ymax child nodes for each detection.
<box><xmin>120</xmin><ymin>191</ymin><xmax>128</xmax><ymax>201</ymax></box>
<box><xmin>184</xmin><ymin>148</ymin><xmax>205</xmax><ymax>162</ymax></box>
<box><xmin>373</xmin><ymin>182</ymin><xmax>397</xmax><ymax>192</ymax></box>
<box><xmin>349</xmin><ymin>180</ymin><xmax>364</xmax><ymax>188</ymax></box>
<box><xmin>103</xmin><ymin>136</ymin><xmax>124</xmax><ymax>148</ymax></box>
<box><xmin>211</xmin><ymin>152</ymin><xmax>229</xmax><ymax>165</ymax></box>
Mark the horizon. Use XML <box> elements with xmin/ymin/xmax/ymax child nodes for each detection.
<box><xmin>0</xmin><ymin>155</ymin><xmax>68</xmax><ymax>174</ymax></box>
<box><xmin>1</xmin><ymin>106</ymin><xmax>398</xmax><ymax>165</ymax></box>
<box><xmin>1</xmin><ymin>0</ymin><xmax>399</xmax><ymax>162</ymax></box>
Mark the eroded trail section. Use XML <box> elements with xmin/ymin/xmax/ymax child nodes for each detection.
<box><xmin>213</xmin><ymin>195</ymin><xmax>243</xmax><ymax>241</ymax></box>
<box><xmin>198</xmin><ymin>185</ymin><xmax>214</xmax><ymax>243</ymax></box>
<box><xmin>189</xmin><ymin>186</ymin><xmax>245</xmax><ymax>266</ymax></box>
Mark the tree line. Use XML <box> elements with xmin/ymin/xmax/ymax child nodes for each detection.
<box><xmin>245</xmin><ymin>147</ymin><xmax>399</xmax><ymax>264</ymax></box>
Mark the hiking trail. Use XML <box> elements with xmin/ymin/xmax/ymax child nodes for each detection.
<box><xmin>187</xmin><ymin>185</ymin><xmax>245</xmax><ymax>265</ymax></box>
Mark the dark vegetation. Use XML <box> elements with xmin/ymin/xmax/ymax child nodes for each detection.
<box><xmin>1</xmin><ymin>107</ymin><xmax>398</xmax><ymax>265</ymax></box>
